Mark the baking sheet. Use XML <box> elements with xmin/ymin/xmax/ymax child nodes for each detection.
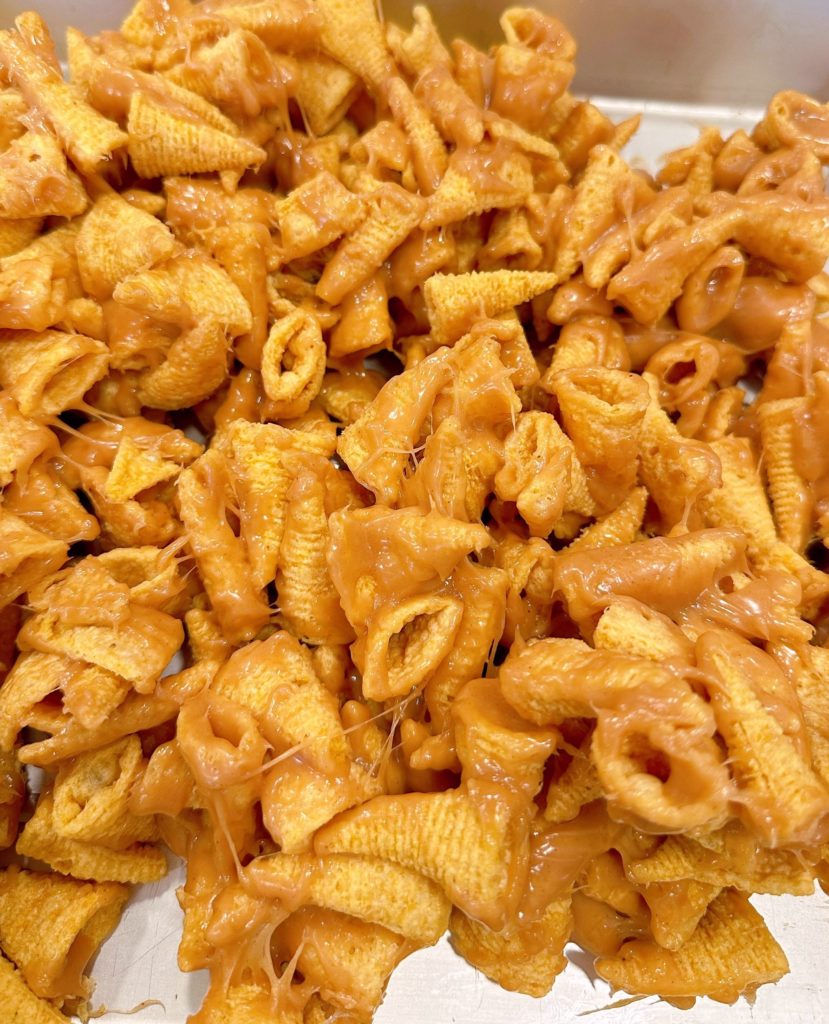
<box><xmin>81</xmin><ymin>101</ymin><xmax>829</xmax><ymax>1024</ymax></box>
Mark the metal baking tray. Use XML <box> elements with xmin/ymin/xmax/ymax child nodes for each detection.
<box><xmin>85</xmin><ymin>91</ymin><xmax>829</xmax><ymax>1024</ymax></box>
<box><xmin>1</xmin><ymin>0</ymin><xmax>827</xmax><ymax>1020</ymax></box>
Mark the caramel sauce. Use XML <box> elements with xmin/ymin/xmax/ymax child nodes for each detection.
<box><xmin>165</xmin><ymin>178</ymin><xmax>276</xmax><ymax>246</ymax></box>
<box><xmin>450</xmin><ymin>139</ymin><xmax>523</xmax><ymax>195</ymax></box>
<box><xmin>3</xmin><ymin>2</ymin><xmax>829</xmax><ymax>1017</ymax></box>
<box><xmin>490</xmin><ymin>48</ymin><xmax>572</xmax><ymax>133</ymax></box>
<box><xmin>520</xmin><ymin>802</ymin><xmax>621</xmax><ymax>922</ymax></box>
<box><xmin>723</xmin><ymin>276</ymin><xmax>815</xmax><ymax>353</ymax></box>
<box><xmin>571</xmin><ymin>889</ymin><xmax>648</xmax><ymax>957</ymax></box>
<box><xmin>103</xmin><ymin>299</ymin><xmax>178</xmax><ymax>370</ymax></box>
<box><xmin>453</xmin><ymin>676</ymin><xmax>559</xmax><ymax>796</ymax></box>
<box><xmin>791</xmin><ymin>373</ymin><xmax>829</xmax><ymax>522</ymax></box>
<box><xmin>775</xmin><ymin>92</ymin><xmax>829</xmax><ymax>146</ymax></box>
<box><xmin>129</xmin><ymin>739</ymin><xmax>195</xmax><ymax>817</ymax></box>
<box><xmin>177</xmin><ymin>449</ymin><xmax>271</xmax><ymax>643</ymax></box>
<box><xmin>388</xmin><ymin>228</ymin><xmax>454</xmax><ymax>303</ymax></box>
<box><xmin>554</xmin><ymin>528</ymin><xmax>747</xmax><ymax>628</ymax></box>
<box><xmin>682</xmin><ymin>571</ymin><xmax>813</xmax><ymax>647</ymax></box>
<box><xmin>328</xmin><ymin>506</ymin><xmax>489</xmax><ymax>628</ymax></box>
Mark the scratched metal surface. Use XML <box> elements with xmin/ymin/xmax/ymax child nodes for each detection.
<box><xmin>82</xmin><ymin>102</ymin><xmax>829</xmax><ymax>1023</ymax></box>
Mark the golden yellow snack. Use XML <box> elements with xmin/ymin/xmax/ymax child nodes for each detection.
<box><xmin>0</xmin><ymin>1</ymin><xmax>824</xmax><ymax>1018</ymax></box>
<box><xmin>315</xmin><ymin>784</ymin><xmax>528</xmax><ymax>930</ymax></box>
<box><xmin>178</xmin><ymin>448</ymin><xmax>271</xmax><ymax>644</ymax></box>
<box><xmin>387</xmin><ymin>77</ymin><xmax>447</xmax><ymax>195</ymax></box>
<box><xmin>225</xmin><ymin>420</ymin><xmax>297</xmax><ymax>588</ymax></box>
<box><xmin>581</xmin><ymin>186</ymin><xmax>693</xmax><ymax>290</ymax></box>
<box><xmin>134</xmin><ymin>345</ymin><xmax>231</xmax><ymax>413</ymax></box>
<box><xmin>591</xmin><ymin>691</ymin><xmax>730</xmax><ymax>831</ymax></box>
<box><xmin>543</xmin><ymin>748</ymin><xmax>603</xmax><ymax>823</ymax></box>
<box><xmin>16</xmin><ymin>658</ymin><xmax>213</xmax><ymax>768</ymax></box>
<box><xmin>582</xmin><ymin>850</ymin><xmax>646</xmax><ymax>919</ymax></box>
<box><xmin>18</xmin><ymin>588</ymin><xmax>183</xmax><ymax>690</ymax></box>
<box><xmin>294</xmin><ymin>54</ymin><xmax>360</xmax><ymax>136</ymax></box>
<box><xmin>3</xmin><ymin>455</ymin><xmax>98</xmax><ymax>545</ymax></box>
<box><xmin>554</xmin><ymin>527</ymin><xmax>747</xmax><ymax>629</ymax></box>
<box><xmin>0</xmin><ymin>650</ymin><xmax>132</xmax><ymax>750</ymax></box>
<box><xmin>0</xmin><ymin>748</ymin><xmax>24</xmax><ymax>849</ymax></box>
<box><xmin>697</xmin><ymin>629</ymin><xmax>829</xmax><ymax>846</ymax></box>
<box><xmin>126</xmin><ymin>91</ymin><xmax>266</xmax><ymax>178</ymax></box>
<box><xmin>544</xmin><ymin>316</ymin><xmax>630</xmax><ymax>378</ymax></box>
<box><xmin>329</xmin><ymin>274</ymin><xmax>394</xmax><ymax>360</ymax></box>
<box><xmin>212</xmin><ymin>629</ymin><xmax>318</xmax><ymax>722</ymax></box>
<box><xmin>759</xmin><ymin>91</ymin><xmax>829</xmax><ymax>158</ymax></box>
<box><xmin>628</xmin><ymin>826</ymin><xmax>817</xmax><ymax>896</ymax></box>
<box><xmin>699</xmin><ymin>437</ymin><xmax>821</xmax><ymax>587</ymax></box>
<box><xmin>0</xmin><ymin>652</ymin><xmax>66</xmax><ymax>748</ymax></box>
<box><xmin>593</xmin><ymin>599</ymin><xmax>695</xmax><ymax>666</ymax></box>
<box><xmin>757</xmin><ymin>396</ymin><xmax>812</xmax><ymax>552</ymax></box>
<box><xmin>499</xmin><ymin>637</ymin><xmax>660</xmax><ymax>719</ymax></box>
<box><xmin>554</xmin><ymin>145</ymin><xmax>642</xmax><ymax>280</ymax></box>
<box><xmin>263</xmin><ymin>756</ymin><xmax>381</xmax><ymax>854</ymax></box>
<box><xmin>335</xmin><ymin>346</ymin><xmax>455</xmax><ymax>503</ymax></box>
<box><xmin>0</xmin><ymin>130</ymin><xmax>87</xmax><ymax>219</ymax></box>
<box><xmin>360</xmin><ymin>593</ymin><xmax>464</xmax><ymax>701</ymax></box>
<box><xmin>115</xmin><ymin>251</ymin><xmax>251</xmax><ymax>331</ymax></box>
<box><xmin>606</xmin><ymin>206</ymin><xmax>744</xmax><ymax>324</ymax></box>
<box><xmin>550</xmin><ymin>367</ymin><xmax>648</xmax><ymax>512</ymax></box>
<box><xmin>733</xmin><ymin>192</ymin><xmax>829</xmax><ymax>282</ymax></box>
<box><xmin>638</xmin><ymin>372</ymin><xmax>722</xmax><ymax>529</ymax></box>
<box><xmin>189</xmin><ymin>980</ymin><xmax>301</xmax><ymax>1024</ymax></box>
<box><xmin>185</xmin><ymin>606</ymin><xmax>231</xmax><ymax>663</ymax></box>
<box><xmin>278</xmin><ymin>908</ymin><xmax>411</xmax><ymax>1020</ymax></box>
<box><xmin>315</xmin><ymin>0</ymin><xmax>395</xmax><ymax>95</ymax></box>
<box><xmin>566</xmin><ymin>486</ymin><xmax>648</xmax><ymax>550</ymax></box>
<box><xmin>199</xmin><ymin>0</ymin><xmax>321</xmax><ymax>51</ymax></box>
<box><xmin>262</xmin><ymin>665</ymin><xmax>350</xmax><ymax>780</ymax></box>
<box><xmin>450</xmin><ymin>896</ymin><xmax>572</xmax><ymax>997</ymax></box>
<box><xmin>786</xmin><ymin>644</ymin><xmax>829</xmax><ymax>790</ymax></box>
<box><xmin>424</xmin><ymin>269</ymin><xmax>556</xmax><ymax>345</ymax></box>
<box><xmin>52</xmin><ymin>736</ymin><xmax>158</xmax><ymax>850</ymax></box>
<box><xmin>328</xmin><ymin>505</ymin><xmax>491</xmax><ymax>630</ymax></box>
<box><xmin>0</xmin><ymin>954</ymin><xmax>70</xmax><ymax>1024</ymax></box>
<box><xmin>77</xmin><ymin>55</ymin><xmax>244</xmax><ymax>156</ymax></box>
<box><xmin>103</xmin><ymin>435</ymin><xmax>183</xmax><ymax>503</ymax></box>
<box><xmin>0</xmin><ymin>867</ymin><xmax>128</xmax><ymax>1007</ymax></box>
<box><xmin>0</xmin><ymin>88</ymin><xmax>28</xmax><ymax>151</ymax></box>
<box><xmin>0</xmin><ymin>510</ymin><xmax>67</xmax><ymax>610</ymax></box>
<box><xmin>275</xmin><ymin>457</ymin><xmax>357</xmax><ymax>646</ymax></box>
<box><xmin>276</xmin><ymin>171</ymin><xmax>366</xmax><ymax>262</ymax></box>
<box><xmin>420</xmin><ymin>142</ymin><xmax>534</xmax><ymax>230</ymax></box>
<box><xmin>495</xmin><ymin>411</ymin><xmax>576</xmax><ymax>536</ymax></box>
<box><xmin>643</xmin><ymin>879</ymin><xmax>721</xmax><ymax>951</ymax></box>
<box><xmin>76</xmin><ymin>192</ymin><xmax>178</xmax><ymax>300</ymax></box>
<box><xmin>0</xmin><ymin>216</ymin><xmax>43</xmax><ymax>259</ymax></box>
<box><xmin>422</xmin><ymin>562</ymin><xmax>509</xmax><ymax>736</ymax></box>
<box><xmin>0</xmin><ymin>24</ymin><xmax>127</xmax><ymax>174</ymax></box>
<box><xmin>17</xmin><ymin>790</ymin><xmax>167</xmax><ymax>884</ymax></box>
<box><xmin>0</xmin><ymin>329</ymin><xmax>108</xmax><ymax>417</ymax></box>
<box><xmin>500</xmin><ymin>638</ymin><xmax>731</xmax><ymax>830</ymax></box>
<box><xmin>596</xmin><ymin>889</ymin><xmax>789</xmax><ymax>1003</ymax></box>
<box><xmin>304</xmin><ymin>995</ymin><xmax>359</xmax><ymax>1024</ymax></box>
<box><xmin>260</xmin><ymin>308</ymin><xmax>326</xmax><ymax>419</ymax></box>
<box><xmin>316</xmin><ymin>183</ymin><xmax>425</xmax><ymax>305</ymax></box>
<box><xmin>318</xmin><ymin>369</ymin><xmax>385</xmax><ymax>426</ymax></box>
<box><xmin>0</xmin><ymin>219</ymin><xmax>79</xmax><ymax>331</ymax></box>
<box><xmin>246</xmin><ymin>852</ymin><xmax>450</xmax><ymax>944</ymax></box>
